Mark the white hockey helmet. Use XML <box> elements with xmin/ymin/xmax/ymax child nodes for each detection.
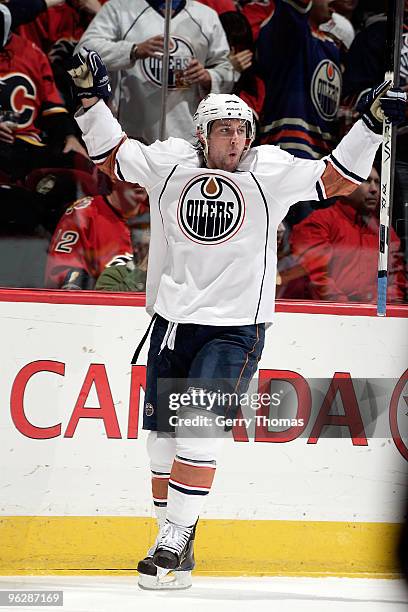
<box><xmin>194</xmin><ymin>94</ymin><xmax>255</xmax><ymax>159</ymax></box>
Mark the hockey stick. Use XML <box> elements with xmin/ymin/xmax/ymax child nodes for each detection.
<box><xmin>377</xmin><ymin>0</ymin><xmax>404</xmax><ymax>316</ymax></box>
<box><xmin>159</xmin><ymin>0</ymin><xmax>173</xmax><ymax>140</ymax></box>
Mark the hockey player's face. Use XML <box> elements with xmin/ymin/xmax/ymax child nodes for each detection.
<box><xmin>205</xmin><ymin>119</ymin><xmax>247</xmax><ymax>172</ymax></box>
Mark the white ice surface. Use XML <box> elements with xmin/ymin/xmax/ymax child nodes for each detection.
<box><xmin>0</xmin><ymin>576</ymin><xmax>407</xmax><ymax>612</ymax></box>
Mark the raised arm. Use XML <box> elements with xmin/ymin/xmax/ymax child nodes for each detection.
<box><xmin>250</xmin><ymin>80</ymin><xmax>407</xmax><ymax>211</ymax></box>
<box><xmin>68</xmin><ymin>49</ymin><xmax>199</xmax><ymax>189</ymax></box>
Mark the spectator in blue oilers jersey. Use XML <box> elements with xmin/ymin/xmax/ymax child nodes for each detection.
<box><xmin>257</xmin><ymin>0</ymin><xmax>342</xmax><ymax>160</ymax></box>
<box><xmin>77</xmin><ymin>0</ymin><xmax>234</xmax><ymax>144</ymax></box>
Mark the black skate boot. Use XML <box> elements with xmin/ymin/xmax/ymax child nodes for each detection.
<box><xmin>153</xmin><ymin>520</ymin><xmax>196</xmax><ymax>569</ymax></box>
<box><xmin>137</xmin><ymin>521</ymin><xmax>196</xmax><ymax>590</ymax></box>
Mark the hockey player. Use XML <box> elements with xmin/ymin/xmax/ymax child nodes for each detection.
<box><xmin>68</xmin><ymin>49</ymin><xmax>407</xmax><ymax>589</ymax></box>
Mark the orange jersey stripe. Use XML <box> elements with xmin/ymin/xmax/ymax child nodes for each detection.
<box><xmin>321</xmin><ymin>162</ymin><xmax>359</xmax><ymax>198</ymax></box>
<box><xmin>97</xmin><ymin>135</ymin><xmax>128</xmax><ymax>181</ymax></box>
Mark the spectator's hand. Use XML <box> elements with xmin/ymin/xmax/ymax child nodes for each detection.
<box><xmin>134</xmin><ymin>36</ymin><xmax>165</xmax><ymax>59</ymax></box>
<box><xmin>183</xmin><ymin>59</ymin><xmax>211</xmax><ymax>89</ymax></box>
<box><xmin>68</xmin><ymin>48</ymin><xmax>112</xmax><ymax>101</ymax></box>
<box><xmin>62</xmin><ymin>135</ymin><xmax>88</xmax><ymax>157</ymax></box>
<box><xmin>77</xmin><ymin>0</ymin><xmax>102</xmax><ymax>14</ymax></box>
<box><xmin>0</xmin><ymin>121</ymin><xmax>16</xmax><ymax>144</ymax></box>
<box><xmin>229</xmin><ymin>48</ymin><xmax>253</xmax><ymax>73</ymax></box>
<box><xmin>357</xmin><ymin>80</ymin><xmax>407</xmax><ymax>134</ymax></box>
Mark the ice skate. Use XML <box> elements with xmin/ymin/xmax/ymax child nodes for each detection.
<box><xmin>137</xmin><ymin>521</ymin><xmax>196</xmax><ymax>590</ymax></box>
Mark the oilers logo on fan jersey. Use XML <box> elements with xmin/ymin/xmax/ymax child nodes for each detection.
<box><xmin>142</xmin><ymin>37</ymin><xmax>195</xmax><ymax>89</ymax></box>
<box><xmin>311</xmin><ymin>60</ymin><xmax>341</xmax><ymax>121</ymax></box>
<box><xmin>178</xmin><ymin>175</ymin><xmax>244</xmax><ymax>244</ymax></box>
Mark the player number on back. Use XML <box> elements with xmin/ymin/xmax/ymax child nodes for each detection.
<box><xmin>54</xmin><ymin>230</ymin><xmax>80</xmax><ymax>253</ymax></box>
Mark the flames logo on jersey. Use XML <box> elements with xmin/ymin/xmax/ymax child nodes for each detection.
<box><xmin>65</xmin><ymin>196</ymin><xmax>94</xmax><ymax>215</ymax></box>
<box><xmin>177</xmin><ymin>174</ymin><xmax>245</xmax><ymax>245</ymax></box>
<box><xmin>311</xmin><ymin>60</ymin><xmax>341</xmax><ymax>121</ymax></box>
<box><xmin>0</xmin><ymin>73</ymin><xmax>37</xmax><ymax>128</ymax></box>
<box><xmin>141</xmin><ymin>36</ymin><xmax>195</xmax><ymax>89</ymax></box>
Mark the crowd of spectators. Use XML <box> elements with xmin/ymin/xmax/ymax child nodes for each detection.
<box><xmin>0</xmin><ymin>0</ymin><xmax>406</xmax><ymax>303</ymax></box>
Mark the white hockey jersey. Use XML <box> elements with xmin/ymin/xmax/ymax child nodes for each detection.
<box><xmin>77</xmin><ymin>0</ymin><xmax>234</xmax><ymax>143</ymax></box>
<box><xmin>76</xmin><ymin>100</ymin><xmax>382</xmax><ymax>325</ymax></box>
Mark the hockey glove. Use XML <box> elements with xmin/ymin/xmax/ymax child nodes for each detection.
<box><xmin>357</xmin><ymin>80</ymin><xmax>407</xmax><ymax>134</ymax></box>
<box><xmin>68</xmin><ymin>48</ymin><xmax>112</xmax><ymax>101</ymax></box>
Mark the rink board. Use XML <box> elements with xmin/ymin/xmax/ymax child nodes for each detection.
<box><xmin>0</xmin><ymin>291</ymin><xmax>407</xmax><ymax>576</ymax></box>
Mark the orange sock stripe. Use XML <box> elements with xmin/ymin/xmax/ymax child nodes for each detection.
<box><xmin>171</xmin><ymin>459</ymin><xmax>216</xmax><ymax>489</ymax></box>
<box><xmin>151</xmin><ymin>476</ymin><xmax>169</xmax><ymax>501</ymax></box>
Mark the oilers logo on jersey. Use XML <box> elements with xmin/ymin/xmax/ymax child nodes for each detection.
<box><xmin>177</xmin><ymin>175</ymin><xmax>245</xmax><ymax>245</ymax></box>
<box><xmin>141</xmin><ymin>36</ymin><xmax>195</xmax><ymax>89</ymax></box>
<box><xmin>311</xmin><ymin>60</ymin><xmax>341</xmax><ymax>121</ymax></box>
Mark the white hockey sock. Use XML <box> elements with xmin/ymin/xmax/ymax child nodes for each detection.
<box><xmin>147</xmin><ymin>430</ymin><xmax>177</xmax><ymax>514</ymax></box>
<box><xmin>166</xmin><ymin>413</ymin><xmax>227</xmax><ymax>527</ymax></box>
<box><xmin>166</xmin><ymin>453</ymin><xmax>216</xmax><ymax>527</ymax></box>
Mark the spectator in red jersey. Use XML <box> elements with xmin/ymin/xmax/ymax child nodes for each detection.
<box><xmin>45</xmin><ymin>180</ymin><xmax>149</xmax><ymax>289</ymax></box>
<box><xmin>17</xmin><ymin>0</ymin><xmax>108</xmax><ymax>54</ymax></box>
<box><xmin>219</xmin><ymin>10</ymin><xmax>265</xmax><ymax>119</ymax></box>
<box><xmin>290</xmin><ymin>165</ymin><xmax>407</xmax><ymax>303</ymax></box>
<box><xmin>0</xmin><ymin>5</ymin><xmax>86</xmax><ymax>180</ymax></box>
<box><xmin>14</xmin><ymin>0</ymin><xmax>108</xmax><ymax>111</ymax></box>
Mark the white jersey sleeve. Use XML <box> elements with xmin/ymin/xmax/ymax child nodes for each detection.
<box><xmin>75</xmin><ymin>100</ymin><xmax>199</xmax><ymax>191</ymax></box>
<box><xmin>240</xmin><ymin>119</ymin><xmax>382</xmax><ymax>213</ymax></box>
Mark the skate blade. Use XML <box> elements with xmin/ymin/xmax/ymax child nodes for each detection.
<box><xmin>138</xmin><ymin>570</ymin><xmax>192</xmax><ymax>590</ymax></box>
